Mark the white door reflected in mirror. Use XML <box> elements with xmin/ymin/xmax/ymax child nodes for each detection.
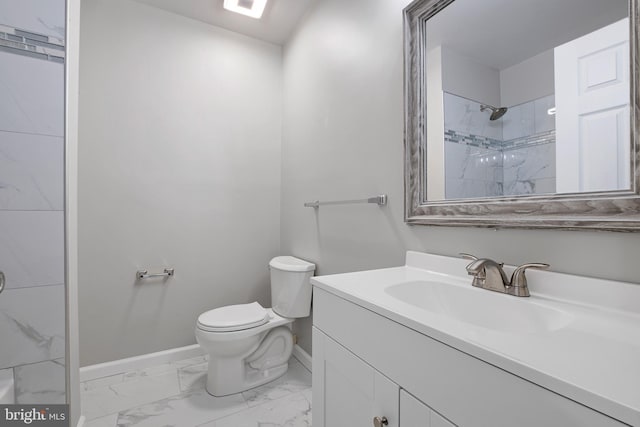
<box><xmin>555</xmin><ymin>18</ymin><xmax>630</xmax><ymax>193</ymax></box>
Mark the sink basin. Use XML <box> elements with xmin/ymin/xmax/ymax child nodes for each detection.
<box><xmin>385</xmin><ymin>280</ymin><xmax>573</xmax><ymax>333</ymax></box>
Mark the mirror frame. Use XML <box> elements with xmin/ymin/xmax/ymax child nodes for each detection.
<box><xmin>404</xmin><ymin>0</ymin><xmax>640</xmax><ymax>231</ymax></box>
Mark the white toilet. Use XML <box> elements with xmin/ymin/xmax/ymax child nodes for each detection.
<box><xmin>195</xmin><ymin>256</ymin><xmax>315</xmax><ymax>396</ymax></box>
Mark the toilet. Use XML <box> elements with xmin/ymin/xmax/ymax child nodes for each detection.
<box><xmin>195</xmin><ymin>256</ymin><xmax>315</xmax><ymax>396</ymax></box>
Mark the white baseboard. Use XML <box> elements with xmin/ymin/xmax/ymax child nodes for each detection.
<box><xmin>76</xmin><ymin>415</ymin><xmax>85</xmax><ymax>427</ymax></box>
<box><xmin>80</xmin><ymin>343</ymin><xmax>308</xmax><ymax>383</ymax></box>
<box><xmin>292</xmin><ymin>344</ymin><xmax>312</xmax><ymax>372</ymax></box>
<box><xmin>80</xmin><ymin>344</ymin><xmax>204</xmax><ymax>382</ymax></box>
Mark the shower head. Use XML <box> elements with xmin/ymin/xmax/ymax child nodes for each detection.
<box><xmin>480</xmin><ymin>104</ymin><xmax>508</xmax><ymax>121</ymax></box>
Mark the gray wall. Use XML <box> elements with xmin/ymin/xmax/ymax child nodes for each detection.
<box><xmin>78</xmin><ymin>0</ymin><xmax>282</xmax><ymax>366</ymax></box>
<box><xmin>281</xmin><ymin>0</ymin><xmax>640</xmax><ymax>355</ymax></box>
<box><xmin>441</xmin><ymin>46</ymin><xmax>501</xmax><ymax>107</ymax></box>
<box><xmin>500</xmin><ymin>49</ymin><xmax>555</xmax><ymax>107</ymax></box>
<box><xmin>78</xmin><ymin>0</ymin><xmax>640</xmax><ymax>364</ymax></box>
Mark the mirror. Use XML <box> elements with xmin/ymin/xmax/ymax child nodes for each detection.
<box><xmin>404</xmin><ymin>0</ymin><xmax>640</xmax><ymax>231</ymax></box>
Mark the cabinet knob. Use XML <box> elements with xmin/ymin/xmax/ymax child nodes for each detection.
<box><xmin>373</xmin><ymin>416</ymin><xmax>388</xmax><ymax>427</ymax></box>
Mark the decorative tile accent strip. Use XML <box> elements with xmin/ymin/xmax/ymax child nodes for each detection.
<box><xmin>0</xmin><ymin>24</ymin><xmax>64</xmax><ymax>63</ymax></box>
<box><xmin>444</xmin><ymin>130</ymin><xmax>503</xmax><ymax>149</ymax></box>
<box><xmin>502</xmin><ymin>130</ymin><xmax>556</xmax><ymax>151</ymax></box>
<box><xmin>446</xmin><ymin>129</ymin><xmax>555</xmax><ymax>150</ymax></box>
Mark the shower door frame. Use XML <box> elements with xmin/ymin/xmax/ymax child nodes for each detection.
<box><xmin>65</xmin><ymin>0</ymin><xmax>81</xmax><ymax>424</ymax></box>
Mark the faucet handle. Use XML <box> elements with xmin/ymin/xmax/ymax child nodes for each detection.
<box><xmin>459</xmin><ymin>253</ymin><xmax>478</xmax><ymax>261</ymax></box>
<box><xmin>510</xmin><ymin>263</ymin><xmax>550</xmax><ymax>296</ymax></box>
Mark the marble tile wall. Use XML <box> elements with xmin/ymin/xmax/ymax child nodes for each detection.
<box><xmin>0</xmin><ymin>0</ymin><xmax>66</xmax><ymax>405</ymax></box>
<box><xmin>503</xmin><ymin>141</ymin><xmax>557</xmax><ymax>196</ymax></box>
<box><xmin>444</xmin><ymin>92</ymin><xmax>557</xmax><ymax>198</ymax></box>
<box><xmin>0</xmin><ymin>0</ymin><xmax>66</xmax><ymax>40</ymax></box>
<box><xmin>502</xmin><ymin>95</ymin><xmax>555</xmax><ymax>141</ymax></box>
<box><xmin>0</xmin><ymin>368</ymin><xmax>14</xmax><ymax>404</ymax></box>
<box><xmin>444</xmin><ymin>140</ymin><xmax>503</xmax><ymax>199</ymax></box>
<box><xmin>0</xmin><ymin>52</ymin><xmax>65</xmax><ymax>136</ymax></box>
<box><xmin>444</xmin><ymin>92</ymin><xmax>503</xmax><ymax>141</ymax></box>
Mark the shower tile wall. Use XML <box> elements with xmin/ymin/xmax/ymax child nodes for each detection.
<box><xmin>444</xmin><ymin>134</ymin><xmax>503</xmax><ymax>199</ymax></box>
<box><xmin>444</xmin><ymin>91</ymin><xmax>502</xmax><ymax>141</ymax></box>
<box><xmin>502</xmin><ymin>95</ymin><xmax>555</xmax><ymax>141</ymax></box>
<box><xmin>444</xmin><ymin>92</ymin><xmax>556</xmax><ymax>198</ymax></box>
<box><xmin>0</xmin><ymin>0</ymin><xmax>66</xmax><ymax>404</ymax></box>
<box><xmin>503</xmin><ymin>132</ymin><xmax>556</xmax><ymax>196</ymax></box>
<box><xmin>502</xmin><ymin>95</ymin><xmax>556</xmax><ymax>196</ymax></box>
<box><xmin>444</xmin><ymin>94</ymin><xmax>503</xmax><ymax>199</ymax></box>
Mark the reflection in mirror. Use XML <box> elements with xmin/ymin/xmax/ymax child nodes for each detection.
<box><xmin>424</xmin><ymin>0</ymin><xmax>630</xmax><ymax>201</ymax></box>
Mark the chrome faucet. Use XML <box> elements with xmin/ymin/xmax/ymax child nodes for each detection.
<box><xmin>460</xmin><ymin>253</ymin><xmax>549</xmax><ymax>297</ymax></box>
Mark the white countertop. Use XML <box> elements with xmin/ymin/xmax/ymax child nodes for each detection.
<box><xmin>310</xmin><ymin>251</ymin><xmax>640</xmax><ymax>426</ymax></box>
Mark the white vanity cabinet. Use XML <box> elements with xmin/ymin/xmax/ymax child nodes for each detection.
<box><xmin>313</xmin><ymin>327</ymin><xmax>455</xmax><ymax>427</ymax></box>
<box><xmin>401</xmin><ymin>390</ymin><xmax>454</xmax><ymax>427</ymax></box>
<box><xmin>312</xmin><ymin>286</ymin><xmax>629</xmax><ymax>427</ymax></box>
<box><xmin>312</xmin><ymin>329</ymin><xmax>400</xmax><ymax>427</ymax></box>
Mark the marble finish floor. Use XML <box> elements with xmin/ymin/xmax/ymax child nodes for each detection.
<box><xmin>82</xmin><ymin>355</ymin><xmax>312</xmax><ymax>427</ymax></box>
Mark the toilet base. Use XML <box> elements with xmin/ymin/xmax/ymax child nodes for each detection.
<box><xmin>205</xmin><ymin>360</ymin><xmax>289</xmax><ymax>397</ymax></box>
<box><xmin>201</xmin><ymin>324</ymin><xmax>294</xmax><ymax>396</ymax></box>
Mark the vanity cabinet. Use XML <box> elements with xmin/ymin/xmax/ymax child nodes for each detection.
<box><xmin>312</xmin><ymin>329</ymin><xmax>400</xmax><ymax>427</ymax></box>
<box><xmin>312</xmin><ymin>287</ymin><xmax>628</xmax><ymax>427</ymax></box>
<box><xmin>313</xmin><ymin>327</ymin><xmax>455</xmax><ymax>427</ymax></box>
<box><xmin>401</xmin><ymin>390</ymin><xmax>454</xmax><ymax>427</ymax></box>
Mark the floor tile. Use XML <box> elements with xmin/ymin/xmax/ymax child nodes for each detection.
<box><xmin>115</xmin><ymin>389</ymin><xmax>247</xmax><ymax>427</ymax></box>
<box><xmin>178</xmin><ymin>362</ymin><xmax>208</xmax><ymax>392</ymax></box>
<box><xmin>172</xmin><ymin>355</ymin><xmax>207</xmax><ymax>369</ymax></box>
<box><xmin>14</xmin><ymin>359</ymin><xmax>65</xmax><ymax>404</ymax></box>
<box><xmin>82</xmin><ymin>374</ymin><xmax>126</xmax><ymax>392</ymax></box>
<box><xmin>200</xmin><ymin>391</ymin><xmax>312</xmax><ymax>427</ymax></box>
<box><xmin>85</xmin><ymin>413</ymin><xmax>118</xmax><ymax>427</ymax></box>
<box><xmin>122</xmin><ymin>355</ymin><xmax>207</xmax><ymax>384</ymax></box>
<box><xmin>241</xmin><ymin>357</ymin><xmax>312</xmax><ymax>407</ymax></box>
<box><xmin>301</xmin><ymin>387</ymin><xmax>312</xmax><ymax>403</ymax></box>
<box><xmin>81</xmin><ymin>371</ymin><xmax>180</xmax><ymax>420</ymax></box>
<box><xmin>82</xmin><ymin>354</ymin><xmax>312</xmax><ymax>426</ymax></box>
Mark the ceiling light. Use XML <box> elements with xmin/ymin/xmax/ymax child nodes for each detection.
<box><xmin>223</xmin><ymin>0</ymin><xmax>267</xmax><ymax>19</ymax></box>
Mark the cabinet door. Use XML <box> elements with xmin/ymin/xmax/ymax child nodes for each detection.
<box><xmin>313</xmin><ymin>327</ymin><xmax>399</xmax><ymax>427</ymax></box>
<box><xmin>400</xmin><ymin>390</ymin><xmax>456</xmax><ymax>427</ymax></box>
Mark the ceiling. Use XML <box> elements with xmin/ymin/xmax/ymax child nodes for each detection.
<box><xmin>133</xmin><ymin>0</ymin><xmax>316</xmax><ymax>45</ymax></box>
<box><xmin>427</xmin><ymin>0</ymin><xmax>629</xmax><ymax>70</ymax></box>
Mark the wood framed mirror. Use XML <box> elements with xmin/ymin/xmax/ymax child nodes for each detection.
<box><xmin>404</xmin><ymin>0</ymin><xmax>640</xmax><ymax>231</ymax></box>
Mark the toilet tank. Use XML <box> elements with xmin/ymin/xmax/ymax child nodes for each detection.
<box><xmin>269</xmin><ymin>256</ymin><xmax>315</xmax><ymax>318</ymax></box>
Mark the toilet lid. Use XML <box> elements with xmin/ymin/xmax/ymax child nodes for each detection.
<box><xmin>197</xmin><ymin>302</ymin><xmax>269</xmax><ymax>332</ymax></box>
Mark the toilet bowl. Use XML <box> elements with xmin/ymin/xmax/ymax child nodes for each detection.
<box><xmin>195</xmin><ymin>256</ymin><xmax>315</xmax><ymax>396</ymax></box>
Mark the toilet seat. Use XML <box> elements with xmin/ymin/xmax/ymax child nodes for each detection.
<box><xmin>197</xmin><ymin>302</ymin><xmax>269</xmax><ymax>332</ymax></box>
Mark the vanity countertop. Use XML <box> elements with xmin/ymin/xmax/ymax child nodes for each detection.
<box><xmin>310</xmin><ymin>251</ymin><xmax>640</xmax><ymax>426</ymax></box>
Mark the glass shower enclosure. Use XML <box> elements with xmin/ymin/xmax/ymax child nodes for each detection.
<box><xmin>0</xmin><ymin>0</ymin><xmax>67</xmax><ymax>408</ymax></box>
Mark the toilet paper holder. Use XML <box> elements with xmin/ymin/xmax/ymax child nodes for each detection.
<box><xmin>136</xmin><ymin>268</ymin><xmax>174</xmax><ymax>280</ymax></box>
